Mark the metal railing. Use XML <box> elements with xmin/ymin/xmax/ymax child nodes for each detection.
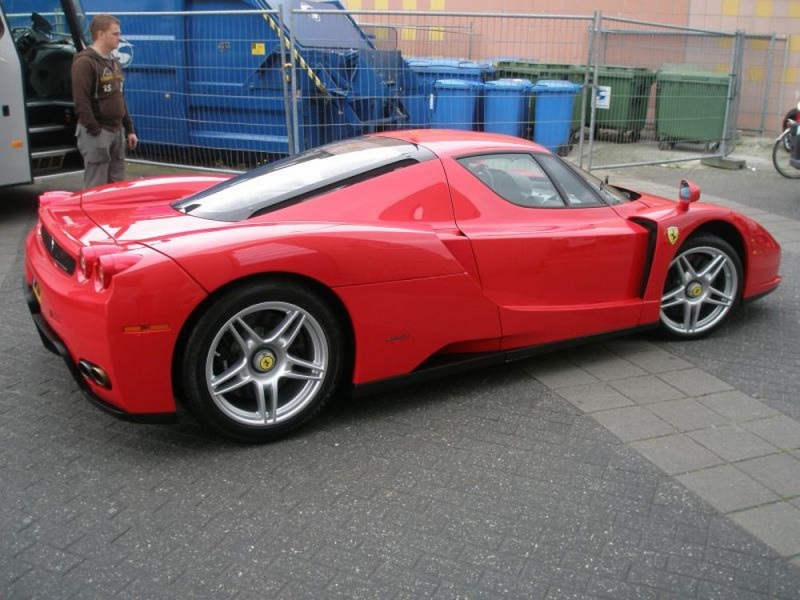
<box><xmin>87</xmin><ymin>7</ymin><xmax>787</xmax><ymax>171</ymax></box>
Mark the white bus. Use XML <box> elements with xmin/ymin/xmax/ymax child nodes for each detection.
<box><xmin>0</xmin><ymin>0</ymin><xmax>88</xmax><ymax>188</ymax></box>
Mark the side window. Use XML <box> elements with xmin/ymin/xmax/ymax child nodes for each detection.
<box><xmin>458</xmin><ymin>153</ymin><xmax>566</xmax><ymax>208</ymax></box>
<box><xmin>535</xmin><ymin>155</ymin><xmax>605</xmax><ymax>207</ymax></box>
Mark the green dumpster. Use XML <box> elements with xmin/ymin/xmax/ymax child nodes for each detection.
<box><xmin>655</xmin><ymin>67</ymin><xmax>730</xmax><ymax>150</ymax></box>
<box><xmin>592</xmin><ymin>66</ymin><xmax>655</xmax><ymax>142</ymax></box>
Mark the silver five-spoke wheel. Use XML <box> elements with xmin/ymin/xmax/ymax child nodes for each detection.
<box><xmin>207</xmin><ymin>301</ymin><xmax>328</xmax><ymax>427</ymax></box>
<box><xmin>182</xmin><ymin>280</ymin><xmax>347</xmax><ymax>442</ymax></box>
<box><xmin>659</xmin><ymin>235</ymin><xmax>742</xmax><ymax>339</ymax></box>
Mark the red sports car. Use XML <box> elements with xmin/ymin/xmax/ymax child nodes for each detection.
<box><xmin>24</xmin><ymin>130</ymin><xmax>781</xmax><ymax>442</ymax></box>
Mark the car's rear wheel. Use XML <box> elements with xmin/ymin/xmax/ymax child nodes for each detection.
<box><xmin>181</xmin><ymin>280</ymin><xmax>346</xmax><ymax>442</ymax></box>
<box><xmin>659</xmin><ymin>235</ymin><xmax>743</xmax><ymax>339</ymax></box>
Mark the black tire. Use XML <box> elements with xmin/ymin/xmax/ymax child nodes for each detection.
<box><xmin>181</xmin><ymin>280</ymin><xmax>346</xmax><ymax>442</ymax></box>
<box><xmin>782</xmin><ymin>108</ymin><xmax>798</xmax><ymax>151</ymax></box>
<box><xmin>659</xmin><ymin>234</ymin><xmax>743</xmax><ymax>340</ymax></box>
<box><xmin>781</xmin><ymin>131</ymin><xmax>793</xmax><ymax>152</ymax></box>
<box><xmin>773</xmin><ymin>133</ymin><xmax>800</xmax><ymax>178</ymax></box>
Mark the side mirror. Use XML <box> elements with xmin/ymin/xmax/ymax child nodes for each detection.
<box><xmin>678</xmin><ymin>179</ymin><xmax>700</xmax><ymax>211</ymax></box>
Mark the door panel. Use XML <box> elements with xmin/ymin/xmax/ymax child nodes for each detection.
<box><xmin>442</xmin><ymin>153</ymin><xmax>650</xmax><ymax>348</ymax></box>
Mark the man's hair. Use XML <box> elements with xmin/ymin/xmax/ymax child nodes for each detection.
<box><xmin>90</xmin><ymin>14</ymin><xmax>120</xmax><ymax>41</ymax></box>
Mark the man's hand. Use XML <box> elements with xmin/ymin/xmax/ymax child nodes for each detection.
<box><xmin>127</xmin><ymin>133</ymin><xmax>138</xmax><ymax>150</ymax></box>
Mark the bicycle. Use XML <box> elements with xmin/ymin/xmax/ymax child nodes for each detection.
<box><xmin>772</xmin><ymin>111</ymin><xmax>800</xmax><ymax>178</ymax></box>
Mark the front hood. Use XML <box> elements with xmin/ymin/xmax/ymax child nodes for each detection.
<box><xmin>611</xmin><ymin>191</ymin><xmax>678</xmax><ymax>218</ymax></box>
<box><xmin>79</xmin><ymin>174</ymin><xmax>232</xmax><ymax>242</ymax></box>
<box><xmin>619</xmin><ymin>191</ymin><xmax>739</xmax><ymax>220</ymax></box>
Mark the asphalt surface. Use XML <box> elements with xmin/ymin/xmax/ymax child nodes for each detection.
<box><xmin>1</xmin><ymin>141</ymin><xmax>800</xmax><ymax>599</ymax></box>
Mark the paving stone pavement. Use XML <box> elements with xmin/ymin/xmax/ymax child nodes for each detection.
<box><xmin>1</xmin><ymin>167</ymin><xmax>800</xmax><ymax>599</ymax></box>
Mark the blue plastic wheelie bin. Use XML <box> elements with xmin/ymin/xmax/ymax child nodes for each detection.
<box><xmin>431</xmin><ymin>79</ymin><xmax>485</xmax><ymax>131</ymax></box>
<box><xmin>483</xmin><ymin>79</ymin><xmax>534</xmax><ymax>137</ymax></box>
<box><xmin>532</xmin><ymin>80</ymin><xmax>582</xmax><ymax>155</ymax></box>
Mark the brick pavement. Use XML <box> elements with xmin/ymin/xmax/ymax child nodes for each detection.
<box><xmin>1</xmin><ymin>168</ymin><xmax>799</xmax><ymax>599</ymax></box>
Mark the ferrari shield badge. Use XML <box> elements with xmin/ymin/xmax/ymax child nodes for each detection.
<box><xmin>667</xmin><ymin>226</ymin><xmax>680</xmax><ymax>245</ymax></box>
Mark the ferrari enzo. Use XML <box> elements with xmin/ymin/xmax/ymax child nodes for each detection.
<box><xmin>24</xmin><ymin>130</ymin><xmax>781</xmax><ymax>442</ymax></box>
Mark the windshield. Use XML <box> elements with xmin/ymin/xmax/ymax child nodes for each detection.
<box><xmin>173</xmin><ymin>136</ymin><xmax>432</xmax><ymax>221</ymax></box>
<box><xmin>567</xmin><ymin>162</ymin><xmax>636</xmax><ymax>205</ymax></box>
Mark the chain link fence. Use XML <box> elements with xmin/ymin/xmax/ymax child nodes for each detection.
<box><xmin>95</xmin><ymin>7</ymin><xmax>787</xmax><ymax>171</ymax></box>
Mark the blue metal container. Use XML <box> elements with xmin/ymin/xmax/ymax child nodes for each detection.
<box><xmin>82</xmin><ymin>0</ymin><xmax>418</xmax><ymax>155</ymax></box>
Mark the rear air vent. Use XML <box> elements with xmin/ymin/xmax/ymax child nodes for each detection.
<box><xmin>41</xmin><ymin>226</ymin><xmax>76</xmax><ymax>274</ymax></box>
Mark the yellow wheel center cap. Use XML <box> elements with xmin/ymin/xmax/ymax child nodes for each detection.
<box><xmin>688</xmin><ymin>283</ymin><xmax>703</xmax><ymax>298</ymax></box>
<box><xmin>254</xmin><ymin>351</ymin><xmax>276</xmax><ymax>373</ymax></box>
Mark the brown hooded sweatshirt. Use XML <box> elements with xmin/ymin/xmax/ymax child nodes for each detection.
<box><xmin>71</xmin><ymin>47</ymin><xmax>135</xmax><ymax>136</ymax></box>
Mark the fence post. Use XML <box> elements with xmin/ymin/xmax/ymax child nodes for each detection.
<box><xmin>759</xmin><ymin>34</ymin><xmax>777</xmax><ymax>136</ymax></box>
<box><xmin>721</xmin><ymin>30</ymin><xmax>745</xmax><ymax>157</ymax></box>
<box><xmin>583</xmin><ymin>11</ymin><xmax>602</xmax><ymax>171</ymax></box>
<box><xmin>277</xmin><ymin>7</ymin><xmax>295</xmax><ymax>155</ymax></box>
<box><xmin>780</xmin><ymin>41</ymin><xmax>791</xmax><ymax>133</ymax></box>
<box><xmin>288</xmin><ymin>8</ymin><xmax>301</xmax><ymax>154</ymax></box>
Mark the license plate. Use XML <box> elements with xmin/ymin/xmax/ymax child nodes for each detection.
<box><xmin>32</xmin><ymin>278</ymin><xmax>42</xmax><ymax>304</ymax></box>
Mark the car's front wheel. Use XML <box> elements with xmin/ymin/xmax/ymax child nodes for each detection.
<box><xmin>659</xmin><ymin>234</ymin><xmax>743</xmax><ymax>339</ymax></box>
<box><xmin>181</xmin><ymin>280</ymin><xmax>347</xmax><ymax>442</ymax></box>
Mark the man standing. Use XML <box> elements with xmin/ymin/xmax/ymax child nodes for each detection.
<box><xmin>71</xmin><ymin>14</ymin><xmax>138</xmax><ymax>189</ymax></box>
